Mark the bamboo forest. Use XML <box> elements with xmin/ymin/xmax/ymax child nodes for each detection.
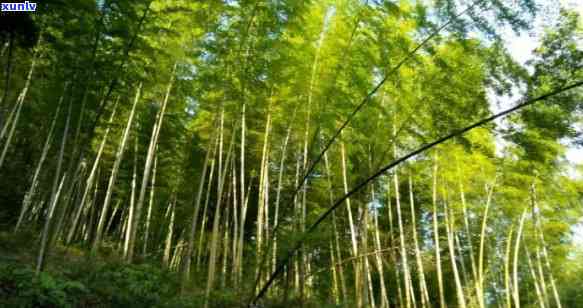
<box><xmin>1</xmin><ymin>0</ymin><xmax>583</xmax><ymax>307</ymax></box>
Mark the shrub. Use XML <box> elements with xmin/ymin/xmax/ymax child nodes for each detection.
<box><xmin>86</xmin><ymin>262</ymin><xmax>177</xmax><ymax>307</ymax></box>
<box><xmin>0</xmin><ymin>264</ymin><xmax>89</xmax><ymax>307</ymax></box>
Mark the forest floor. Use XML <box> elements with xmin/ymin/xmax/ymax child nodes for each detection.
<box><xmin>0</xmin><ymin>230</ymin><xmax>216</xmax><ymax>307</ymax></box>
<box><xmin>0</xmin><ymin>230</ymin><xmax>323</xmax><ymax>308</ymax></box>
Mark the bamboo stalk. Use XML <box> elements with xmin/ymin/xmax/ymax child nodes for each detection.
<box><xmin>128</xmin><ymin>65</ymin><xmax>176</xmax><ymax>262</ymax></box>
<box><xmin>93</xmin><ymin>84</ymin><xmax>142</xmax><ymax>253</ymax></box>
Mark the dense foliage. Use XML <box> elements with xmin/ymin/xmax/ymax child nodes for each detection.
<box><xmin>0</xmin><ymin>0</ymin><xmax>582</xmax><ymax>307</ymax></box>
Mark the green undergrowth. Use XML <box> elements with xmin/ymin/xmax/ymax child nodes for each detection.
<box><xmin>0</xmin><ymin>231</ymin><xmax>339</xmax><ymax>307</ymax></box>
<box><xmin>0</xmin><ymin>230</ymin><xmax>202</xmax><ymax>307</ymax></box>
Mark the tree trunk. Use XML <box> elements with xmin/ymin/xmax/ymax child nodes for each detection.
<box><xmin>371</xmin><ymin>186</ymin><xmax>389</xmax><ymax>308</ymax></box>
<box><xmin>505</xmin><ymin>225</ymin><xmax>515</xmax><ymax>308</ymax></box>
<box><xmin>221</xmin><ymin>185</ymin><xmax>232</xmax><ymax>288</ymax></box>
<box><xmin>66</xmin><ymin>98</ymin><xmax>119</xmax><ymax>244</ymax></box>
<box><xmin>36</xmin><ymin>174</ymin><xmax>67</xmax><ymax>275</ymax></box>
<box><xmin>432</xmin><ymin>153</ymin><xmax>446</xmax><ymax>308</ymax></box>
<box><xmin>477</xmin><ymin>180</ymin><xmax>496</xmax><ymax>307</ymax></box>
<box><xmin>42</xmin><ymin>93</ymin><xmax>73</xmax><ymax>250</ymax></box>
<box><xmin>330</xmin><ymin>240</ymin><xmax>340</xmax><ymax>304</ymax></box>
<box><xmin>143</xmin><ymin>154</ymin><xmax>158</xmax><ymax>255</ymax></box>
<box><xmin>15</xmin><ymin>99</ymin><xmax>63</xmax><ymax>232</ymax></box>
<box><xmin>163</xmin><ymin>197</ymin><xmax>176</xmax><ymax>268</ymax></box>
<box><xmin>526</xmin><ymin>249</ymin><xmax>546</xmax><ymax>308</ymax></box>
<box><xmin>394</xmin><ymin>167</ymin><xmax>415</xmax><ymax>308</ymax></box>
<box><xmin>239</xmin><ymin>100</ymin><xmax>246</xmax><ymax>283</ymax></box>
<box><xmin>512</xmin><ymin>210</ymin><xmax>528</xmax><ymax>308</ymax></box>
<box><xmin>93</xmin><ymin>84</ymin><xmax>142</xmax><ymax>253</ymax></box>
<box><xmin>535</xmin><ymin>248</ymin><xmax>549</xmax><ymax>307</ymax></box>
<box><xmin>51</xmin><ymin>90</ymin><xmax>73</xmax><ymax>207</ymax></box>
<box><xmin>531</xmin><ymin>184</ymin><xmax>562</xmax><ymax>308</ymax></box>
<box><xmin>362</xmin><ymin>204</ymin><xmax>375</xmax><ymax>308</ymax></box>
<box><xmin>271</xmin><ymin>117</ymin><xmax>292</xmax><ymax>280</ymax></box>
<box><xmin>443</xmin><ymin>195</ymin><xmax>467</xmax><ymax>308</ymax></box>
<box><xmin>171</xmin><ymin>234</ymin><xmax>185</xmax><ymax>271</ymax></box>
<box><xmin>340</xmin><ymin>141</ymin><xmax>362</xmax><ymax>307</ymax></box>
<box><xmin>324</xmin><ymin>151</ymin><xmax>347</xmax><ymax>303</ymax></box>
<box><xmin>124</xmin><ymin>132</ymin><xmax>139</xmax><ymax>258</ymax></box>
<box><xmin>181</xmin><ymin>132</ymin><xmax>214</xmax><ymax>291</ymax></box>
<box><xmin>0</xmin><ymin>31</ymin><xmax>14</xmax><ymax>129</ymax></box>
<box><xmin>105</xmin><ymin>199</ymin><xmax>122</xmax><ymax>237</ymax></box>
<box><xmin>456</xmin><ymin>160</ymin><xmax>481</xmax><ymax>304</ymax></box>
<box><xmin>128</xmin><ymin>66</ymin><xmax>176</xmax><ymax>262</ymax></box>
<box><xmin>386</xmin><ymin>174</ymin><xmax>404</xmax><ymax>308</ymax></box>
<box><xmin>408</xmin><ymin>174</ymin><xmax>430</xmax><ymax>307</ymax></box>
<box><xmin>455</xmin><ymin>233</ymin><xmax>470</xmax><ymax>288</ymax></box>
<box><xmin>197</xmin><ymin>145</ymin><xmax>217</xmax><ymax>267</ymax></box>
<box><xmin>231</xmin><ymin>157</ymin><xmax>239</xmax><ymax>280</ymax></box>
<box><xmin>0</xmin><ymin>35</ymin><xmax>42</xmax><ymax>169</ymax></box>
<box><xmin>255</xmin><ymin>109</ymin><xmax>272</xmax><ymax>285</ymax></box>
<box><xmin>52</xmin><ymin>155</ymin><xmax>87</xmax><ymax>244</ymax></box>
<box><xmin>204</xmin><ymin>132</ymin><xmax>235</xmax><ymax>308</ymax></box>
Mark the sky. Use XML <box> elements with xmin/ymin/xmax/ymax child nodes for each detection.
<box><xmin>498</xmin><ymin>0</ymin><xmax>583</xmax><ymax>246</ymax></box>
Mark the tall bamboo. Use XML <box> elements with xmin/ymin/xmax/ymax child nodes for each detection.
<box><xmin>66</xmin><ymin>98</ymin><xmax>119</xmax><ymax>244</ymax></box>
<box><xmin>92</xmin><ymin>84</ymin><xmax>142</xmax><ymax>253</ymax></box>
<box><xmin>513</xmin><ymin>210</ymin><xmax>528</xmax><ymax>308</ymax></box>
<box><xmin>181</xmin><ymin>132</ymin><xmax>215</xmax><ymax>291</ymax></box>
<box><xmin>432</xmin><ymin>152</ymin><xmax>446</xmax><ymax>308</ymax></box>
<box><xmin>16</xmin><ymin>99</ymin><xmax>63</xmax><ymax>231</ymax></box>
<box><xmin>408</xmin><ymin>174</ymin><xmax>430</xmax><ymax>307</ymax></box>
<box><xmin>128</xmin><ymin>65</ymin><xmax>176</xmax><ymax>262</ymax></box>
